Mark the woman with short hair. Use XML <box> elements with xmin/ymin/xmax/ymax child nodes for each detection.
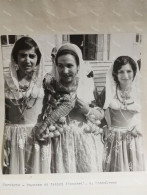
<box><xmin>3</xmin><ymin>36</ymin><xmax>51</xmax><ymax>174</ymax></box>
<box><xmin>98</xmin><ymin>56</ymin><xmax>144</xmax><ymax>171</ymax></box>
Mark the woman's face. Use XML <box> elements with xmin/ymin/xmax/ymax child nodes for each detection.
<box><xmin>117</xmin><ymin>63</ymin><xmax>134</xmax><ymax>88</ymax></box>
<box><xmin>57</xmin><ymin>54</ymin><xmax>79</xmax><ymax>84</ymax></box>
<box><xmin>17</xmin><ymin>47</ymin><xmax>38</xmax><ymax>75</ymax></box>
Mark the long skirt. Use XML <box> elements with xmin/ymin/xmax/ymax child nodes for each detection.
<box><xmin>51</xmin><ymin>123</ymin><xmax>104</xmax><ymax>173</ymax></box>
<box><xmin>3</xmin><ymin>124</ymin><xmax>51</xmax><ymax>174</ymax></box>
<box><xmin>3</xmin><ymin>123</ymin><xmax>104</xmax><ymax>174</ymax></box>
<box><xmin>103</xmin><ymin>127</ymin><xmax>145</xmax><ymax>172</ymax></box>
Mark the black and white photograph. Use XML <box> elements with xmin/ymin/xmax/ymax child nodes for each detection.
<box><xmin>1</xmin><ymin>34</ymin><xmax>145</xmax><ymax>174</ymax></box>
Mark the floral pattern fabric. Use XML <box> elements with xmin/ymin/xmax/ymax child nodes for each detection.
<box><xmin>3</xmin><ymin>124</ymin><xmax>51</xmax><ymax>174</ymax></box>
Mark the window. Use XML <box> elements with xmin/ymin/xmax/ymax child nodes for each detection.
<box><xmin>136</xmin><ymin>34</ymin><xmax>141</xmax><ymax>43</ymax></box>
<box><xmin>64</xmin><ymin>34</ymin><xmax>111</xmax><ymax>61</ymax></box>
<box><xmin>1</xmin><ymin>35</ymin><xmax>16</xmax><ymax>46</ymax></box>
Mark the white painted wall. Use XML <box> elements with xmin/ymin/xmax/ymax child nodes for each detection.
<box><xmin>2</xmin><ymin>34</ymin><xmax>141</xmax><ymax>77</ymax></box>
<box><xmin>110</xmin><ymin>33</ymin><xmax>141</xmax><ymax>62</ymax></box>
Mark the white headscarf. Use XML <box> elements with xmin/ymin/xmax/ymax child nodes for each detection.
<box><xmin>51</xmin><ymin>43</ymin><xmax>95</xmax><ymax>104</ymax></box>
<box><xmin>103</xmin><ymin>56</ymin><xmax>141</xmax><ymax>112</ymax></box>
<box><xmin>5</xmin><ymin>36</ymin><xmax>44</xmax><ymax>100</ymax></box>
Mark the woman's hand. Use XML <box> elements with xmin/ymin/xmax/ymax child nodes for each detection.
<box><xmin>76</xmin><ymin>98</ymin><xmax>90</xmax><ymax>115</ymax></box>
<box><xmin>33</xmin><ymin>124</ymin><xmax>49</xmax><ymax>142</ymax></box>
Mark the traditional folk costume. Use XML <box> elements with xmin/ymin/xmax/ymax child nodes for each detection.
<box><xmin>99</xmin><ymin>61</ymin><xmax>144</xmax><ymax>171</ymax></box>
<box><xmin>3</xmin><ymin>41</ymin><xmax>51</xmax><ymax>174</ymax></box>
<box><xmin>36</xmin><ymin>43</ymin><xmax>104</xmax><ymax>173</ymax></box>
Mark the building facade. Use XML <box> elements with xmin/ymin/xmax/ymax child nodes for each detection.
<box><xmin>1</xmin><ymin>34</ymin><xmax>141</xmax><ymax>93</ymax></box>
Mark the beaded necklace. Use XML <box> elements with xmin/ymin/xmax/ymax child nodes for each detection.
<box><xmin>8</xmin><ymin>79</ymin><xmax>38</xmax><ymax>116</ymax></box>
<box><xmin>116</xmin><ymin>85</ymin><xmax>134</xmax><ymax>110</ymax></box>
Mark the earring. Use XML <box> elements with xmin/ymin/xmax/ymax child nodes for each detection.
<box><xmin>15</xmin><ymin>64</ymin><xmax>19</xmax><ymax>71</ymax></box>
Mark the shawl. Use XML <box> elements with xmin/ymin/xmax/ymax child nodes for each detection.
<box><xmin>5</xmin><ymin>36</ymin><xmax>44</xmax><ymax>100</ymax></box>
<box><xmin>51</xmin><ymin>43</ymin><xmax>95</xmax><ymax>104</ymax></box>
<box><xmin>103</xmin><ymin>57</ymin><xmax>141</xmax><ymax>112</ymax></box>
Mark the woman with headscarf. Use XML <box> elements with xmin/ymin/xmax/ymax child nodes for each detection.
<box><xmin>35</xmin><ymin>43</ymin><xmax>104</xmax><ymax>173</ymax></box>
<box><xmin>3</xmin><ymin>36</ymin><xmax>51</xmax><ymax>174</ymax></box>
<box><xmin>97</xmin><ymin>56</ymin><xmax>144</xmax><ymax>172</ymax></box>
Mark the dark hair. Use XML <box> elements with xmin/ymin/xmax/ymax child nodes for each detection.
<box><xmin>12</xmin><ymin>36</ymin><xmax>41</xmax><ymax>65</ymax></box>
<box><xmin>112</xmin><ymin>56</ymin><xmax>137</xmax><ymax>84</ymax></box>
<box><xmin>55</xmin><ymin>49</ymin><xmax>79</xmax><ymax>66</ymax></box>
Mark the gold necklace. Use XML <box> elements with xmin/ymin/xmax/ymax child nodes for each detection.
<box><xmin>8</xmin><ymin>81</ymin><xmax>38</xmax><ymax>113</ymax></box>
<box><xmin>116</xmin><ymin>86</ymin><xmax>134</xmax><ymax>110</ymax></box>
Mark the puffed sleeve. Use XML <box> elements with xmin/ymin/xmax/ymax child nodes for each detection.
<box><xmin>87</xmin><ymin>105</ymin><xmax>104</xmax><ymax>121</ymax></box>
<box><xmin>82</xmin><ymin>87</ymin><xmax>105</xmax><ymax>121</ymax></box>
